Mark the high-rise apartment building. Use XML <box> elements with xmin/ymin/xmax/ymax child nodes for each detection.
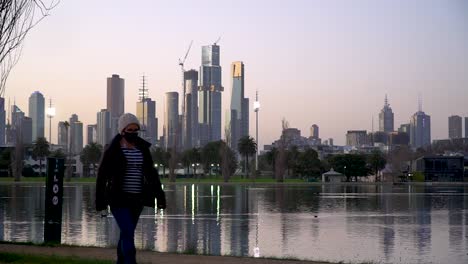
<box><xmin>465</xmin><ymin>117</ymin><xmax>468</xmax><ymax>138</ymax></box>
<box><xmin>199</xmin><ymin>44</ymin><xmax>223</xmax><ymax>146</ymax></box>
<box><xmin>69</xmin><ymin>114</ymin><xmax>83</xmax><ymax>155</ymax></box>
<box><xmin>0</xmin><ymin>97</ymin><xmax>5</xmax><ymax>145</ymax></box>
<box><xmin>228</xmin><ymin>61</ymin><xmax>249</xmax><ymax>151</ymax></box>
<box><xmin>57</xmin><ymin>121</ymin><xmax>68</xmax><ymax>149</ymax></box>
<box><xmin>107</xmin><ymin>74</ymin><xmax>125</xmax><ymax>135</ymax></box>
<box><xmin>346</xmin><ymin>130</ymin><xmax>369</xmax><ymax>147</ymax></box>
<box><xmin>97</xmin><ymin>109</ymin><xmax>112</xmax><ymax>147</ymax></box>
<box><xmin>164</xmin><ymin>92</ymin><xmax>179</xmax><ymax>150</ymax></box>
<box><xmin>183</xmin><ymin>70</ymin><xmax>199</xmax><ymax>149</ymax></box>
<box><xmin>410</xmin><ymin>111</ymin><xmax>431</xmax><ymax>148</ymax></box>
<box><xmin>87</xmin><ymin>124</ymin><xmax>97</xmax><ymax>144</ymax></box>
<box><xmin>28</xmin><ymin>91</ymin><xmax>45</xmax><ymax>141</ymax></box>
<box><xmin>448</xmin><ymin>115</ymin><xmax>462</xmax><ymax>139</ymax></box>
<box><xmin>136</xmin><ymin>98</ymin><xmax>157</xmax><ymax>145</ymax></box>
<box><xmin>379</xmin><ymin>95</ymin><xmax>394</xmax><ymax>133</ymax></box>
<box><xmin>311</xmin><ymin>124</ymin><xmax>319</xmax><ymax>139</ymax></box>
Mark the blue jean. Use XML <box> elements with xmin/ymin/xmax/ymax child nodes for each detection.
<box><xmin>111</xmin><ymin>206</ymin><xmax>143</xmax><ymax>264</ymax></box>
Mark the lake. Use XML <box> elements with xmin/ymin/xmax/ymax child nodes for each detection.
<box><xmin>0</xmin><ymin>183</ymin><xmax>467</xmax><ymax>264</ymax></box>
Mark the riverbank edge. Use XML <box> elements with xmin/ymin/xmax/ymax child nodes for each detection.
<box><xmin>0</xmin><ymin>242</ymin><xmax>338</xmax><ymax>264</ymax></box>
<box><xmin>1</xmin><ymin>178</ymin><xmax>467</xmax><ymax>187</ymax></box>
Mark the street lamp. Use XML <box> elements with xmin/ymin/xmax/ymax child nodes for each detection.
<box><xmin>46</xmin><ymin>99</ymin><xmax>56</xmax><ymax>144</ymax></box>
<box><xmin>253</xmin><ymin>91</ymin><xmax>260</xmax><ymax>173</ymax></box>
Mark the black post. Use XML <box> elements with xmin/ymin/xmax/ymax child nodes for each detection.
<box><xmin>44</xmin><ymin>157</ymin><xmax>65</xmax><ymax>244</ymax></box>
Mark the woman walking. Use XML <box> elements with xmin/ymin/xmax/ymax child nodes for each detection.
<box><xmin>96</xmin><ymin>113</ymin><xmax>166</xmax><ymax>264</ymax></box>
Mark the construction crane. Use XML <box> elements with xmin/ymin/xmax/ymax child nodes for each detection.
<box><xmin>178</xmin><ymin>40</ymin><xmax>193</xmax><ymax>144</ymax></box>
<box><xmin>213</xmin><ymin>36</ymin><xmax>221</xmax><ymax>46</ymax></box>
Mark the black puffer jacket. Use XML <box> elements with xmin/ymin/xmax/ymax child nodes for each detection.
<box><xmin>95</xmin><ymin>134</ymin><xmax>165</xmax><ymax>211</ymax></box>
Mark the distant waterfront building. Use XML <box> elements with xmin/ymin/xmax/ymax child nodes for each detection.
<box><xmin>346</xmin><ymin>130</ymin><xmax>369</xmax><ymax>147</ymax></box>
<box><xmin>448</xmin><ymin>115</ymin><xmax>462</xmax><ymax>139</ymax></box>
<box><xmin>57</xmin><ymin>121</ymin><xmax>68</xmax><ymax>149</ymax></box>
<box><xmin>228</xmin><ymin>61</ymin><xmax>249</xmax><ymax>151</ymax></box>
<box><xmin>465</xmin><ymin>117</ymin><xmax>468</xmax><ymax>138</ymax></box>
<box><xmin>28</xmin><ymin>91</ymin><xmax>45</xmax><ymax>141</ymax></box>
<box><xmin>71</xmin><ymin>121</ymin><xmax>83</xmax><ymax>155</ymax></box>
<box><xmin>398</xmin><ymin>123</ymin><xmax>411</xmax><ymax>134</ymax></box>
<box><xmin>69</xmin><ymin>114</ymin><xmax>83</xmax><ymax>154</ymax></box>
<box><xmin>379</xmin><ymin>95</ymin><xmax>394</xmax><ymax>133</ymax></box>
<box><xmin>10</xmin><ymin>105</ymin><xmax>32</xmax><ymax>144</ymax></box>
<box><xmin>198</xmin><ymin>44</ymin><xmax>223</xmax><ymax>146</ymax></box>
<box><xmin>410</xmin><ymin>110</ymin><xmax>431</xmax><ymax>149</ymax></box>
<box><xmin>137</xmin><ymin>98</ymin><xmax>158</xmax><ymax>145</ymax></box>
<box><xmin>0</xmin><ymin>97</ymin><xmax>5</xmax><ymax>145</ymax></box>
<box><xmin>183</xmin><ymin>70</ymin><xmax>199</xmax><ymax>149</ymax></box>
<box><xmin>97</xmin><ymin>109</ymin><xmax>112</xmax><ymax>147</ymax></box>
<box><xmin>329</xmin><ymin>138</ymin><xmax>334</xmax><ymax>146</ymax></box>
<box><xmin>87</xmin><ymin>124</ymin><xmax>97</xmax><ymax>144</ymax></box>
<box><xmin>107</xmin><ymin>74</ymin><xmax>125</xmax><ymax>135</ymax></box>
<box><xmin>311</xmin><ymin>124</ymin><xmax>319</xmax><ymax>139</ymax></box>
<box><xmin>388</xmin><ymin>131</ymin><xmax>410</xmax><ymax>146</ymax></box>
<box><xmin>164</xmin><ymin>92</ymin><xmax>179</xmax><ymax>150</ymax></box>
<box><xmin>21</xmin><ymin>117</ymin><xmax>32</xmax><ymax>144</ymax></box>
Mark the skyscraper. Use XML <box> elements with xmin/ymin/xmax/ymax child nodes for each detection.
<box><xmin>199</xmin><ymin>44</ymin><xmax>223</xmax><ymax>146</ymax></box>
<box><xmin>164</xmin><ymin>92</ymin><xmax>179</xmax><ymax>150</ymax></box>
<box><xmin>228</xmin><ymin>61</ymin><xmax>249</xmax><ymax>151</ymax></box>
<box><xmin>69</xmin><ymin>114</ymin><xmax>83</xmax><ymax>154</ymax></box>
<box><xmin>57</xmin><ymin>121</ymin><xmax>68</xmax><ymax>149</ymax></box>
<box><xmin>448</xmin><ymin>115</ymin><xmax>462</xmax><ymax>139</ymax></box>
<box><xmin>97</xmin><ymin>109</ymin><xmax>112</xmax><ymax>147</ymax></box>
<box><xmin>87</xmin><ymin>124</ymin><xmax>97</xmax><ymax>144</ymax></box>
<box><xmin>0</xmin><ymin>97</ymin><xmax>5</xmax><ymax>145</ymax></box>
<box><xmin>71</xmin><ymin>121</ymin><xmax>83</xmax><ymax>154</ymax></box>
<box><xmin>107</xmin><ymin>74</ymin><xmax>125</xmax><ymax>135</ymax></box>
<box><xmin>379</xmin><ymin>95</ymin><xmax>394</xmax><ymax>133</ymax></box>
<box><xmin>28</xmin><ymin>91</ymin><xmax>45</xmax><ymax>141</ymax></box>
<box><xmin>465</xmin><ymin>117</ymin><xmax>468</xmax><ymax>138</ymax></box>
<box><xmin>183</xmin><ymin>70</ymin><xmax>199</xmax><ymax>149</ymax></box>
<box><xmin>410</xmin><ymin>111</ymin><xmax>431</xmax><ymax>148</ymax></box>
<box><xmin>346</xmin><ymin>130</ymin><xmax>369</xmax><ymax>147</ymax></box>
<box><xmin>136</xmin><ymin>98</ymin><xmax>157</xmax><ymax>145</ymax></box>
<box><xmin>311</xmin><ymin>124</ymin><xmax>319</xmax><ymax>139</ymax></box>
<box><xmin>21</xmin><ymin>117</ymin><xmax>32</xmax><ymax>144</ymax></box>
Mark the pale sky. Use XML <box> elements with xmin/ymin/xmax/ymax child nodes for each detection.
<box><xmin>5</xmin><ymin>0</ymin><xmax>468</xmax><ymax>148</ymax></box>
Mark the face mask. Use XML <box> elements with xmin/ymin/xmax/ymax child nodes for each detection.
<box><xmin>123</xmin><ymin>132</ymin><xmax>139</xmax><ymax>143</ymax></box>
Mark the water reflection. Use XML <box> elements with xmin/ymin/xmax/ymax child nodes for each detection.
<box><xmin>0</xmin><ymin>183</ymin><xmax>467</xmax><ymax>264</ymax></box>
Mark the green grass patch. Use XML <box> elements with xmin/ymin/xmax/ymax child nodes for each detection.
<box><xmin>0</xmin><ymin>252</ymin><xmax>112</xmax><ymax>264</ymax></box>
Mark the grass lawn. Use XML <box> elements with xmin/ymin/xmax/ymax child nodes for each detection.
<box><xmin>0</xmin><ymin>252</ymin><xmax>112</xmax><ymax>264</ymax></box>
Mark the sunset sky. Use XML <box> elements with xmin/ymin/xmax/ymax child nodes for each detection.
<box><xmin>5</xmin><ymin>0</ymin><xmax>468</xmax><ymax>148</ymax></box>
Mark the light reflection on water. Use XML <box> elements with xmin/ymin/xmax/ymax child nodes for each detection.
<box><xmin>0</xmin><ymin>183</ymin><xmax>467</xmax><ymax>264</ymax></box>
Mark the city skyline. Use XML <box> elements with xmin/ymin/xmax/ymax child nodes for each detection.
<box><xmin>3</xmin><ymin>0</ymin><xmax>468</xmax><ymax>147</ymax></box>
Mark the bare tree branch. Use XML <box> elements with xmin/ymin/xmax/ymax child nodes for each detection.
<box><xmin>0</xmin><ymin>0</ymin><xmax>59</xmax><ymax>97</ymax></box>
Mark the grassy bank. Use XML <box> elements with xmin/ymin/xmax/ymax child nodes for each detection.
<box><xmin>0</xmin><ymin>252</ymin><xmax>112</xmax><ymax>264</ymax></box>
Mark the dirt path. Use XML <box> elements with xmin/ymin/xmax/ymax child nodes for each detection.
<box><xmin>0</xmin><ymin>244</ymin><xmax>331</xmax><ymax>264</ymax></box>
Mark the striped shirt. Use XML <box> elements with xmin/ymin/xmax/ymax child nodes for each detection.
<box><xmin>121</xmin><ymin>147</ymin><xmax>144</xmax><ymax>194</ymax></box>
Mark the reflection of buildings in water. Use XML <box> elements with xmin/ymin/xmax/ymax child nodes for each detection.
<box><xmin>447</xmin><ymin>188</ymin><xmax>464</xmax><ymax>251</ymax></box>
<box><xmin>409</xmin><ymin>186</ymin><xmax>432</xmax><ymax>255</ymax></box>
<box><xmin>222</xmin><ymin>185</ymin><xmax>249</xmax><ymax>256</ymax></box>
<box><xmin>377</xmin><ymin>184</ymin><xmax>395</xmax><ymax>260</ymax></box>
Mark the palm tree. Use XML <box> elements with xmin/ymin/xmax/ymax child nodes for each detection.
<box><xmin>237</xmin><ymin>136</ymin><xmax>257</xmax><ymax>179</ymax></box>
<box><xmin>32</xmin><ymin>137</ymin><xmax>50</xmax><ymax>177</ymax></box>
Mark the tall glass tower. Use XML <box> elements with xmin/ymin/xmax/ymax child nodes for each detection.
<box><xmin>228</xmin><ymin>61</ymin><xmax>249</xmax><ymax>151</ymax></box>
<box><xmin>28</xmin><ymin>91</ymin><xmax>45</xmax><ymax>141</ymax></box>
<box><xmin>199</xmin><ymin>44</ymin><xmax>223</xmax><ymax>146</ymax></box>
<box><xmin>379</xmin><ymin>95</ymin><xmax>394</xmax><ymax>133</ymax></box>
